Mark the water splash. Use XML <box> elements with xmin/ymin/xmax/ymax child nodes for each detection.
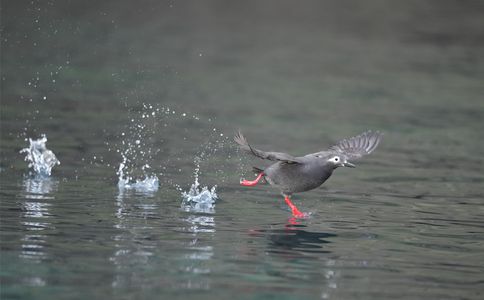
<box><xmin>181</xmin><ymin>177</ymin><xmax>218</xmax><ymax>209</ymax></box>
<box><xmin>117</xmin><ymin>154</ymin><xmax>159</xmax><ymax>192</ymax></box>
<box><xmin>114</xmin><ymin>103</ymin><xmax>163</xmax><ymax>193</ymax></box>
<box><xmin>20</xmin><ymin>135</ymin><xmax>60</xmax><ymax>177</ymax></box>
<box><xmin>181</xmin><ymin>158</ymin><xmax>218</xmax><ymax>213</ymax></box>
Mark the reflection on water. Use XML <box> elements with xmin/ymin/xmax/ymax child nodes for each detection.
<box><xmin>111</xmin><ymin>191</ymin><xmax>158</xmax><ymax>289</ymax></box>
<box><xmin>177</xmin><ymin>220</ymin><xmax>215</xmax><ymax>290</ymax></box>
<box><xmin>249</xmin><ymin>223</ymin><xmax>340</xmax><ymax>298</ymax></box>
<box><xmin>183</xmin><ymin>215</ymin><xmax>216</xmax><ymax>234</ymax></box>
<box><xmin>251</xmin><ymin>223</ymin><xmax>337</xmax><ymax>254</ymax></box>
<box><xmin>116</xmin><ymin>187</ymin><xmax>158</xmax><ymax>211</ymax></box>
<box><xmin>22</xmin><ymin>176</ymin><xmax>57</xmax><ymax>200</ymax></box>
<box><xmin>19</xmin><ymin>177</ymin><xmax>58</xmax><ymax>263</ymax></box>
<box><xmin>110</xmin><ymin>187</ymin><xmax>217</xmax><ymax>292</ymax></box>
<box><xmin>179</xmin><ymin>187</ymin><xmax>216</xmax><ymax>290</ymax></box>
<box><xmin>179</xmin><ymin>236</ymin><xmax>213</xmax><ymax>291</ymax></box>
<box><xmin>321</xmin><ymin>259</ymin><xmax>340</xmax><ymax>300</ymax></box>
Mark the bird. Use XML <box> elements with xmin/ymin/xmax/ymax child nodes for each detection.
<box><xmin>235</xmin><ymin>130</ymin><xmax>383</xmax><ymax>218</ymax></box>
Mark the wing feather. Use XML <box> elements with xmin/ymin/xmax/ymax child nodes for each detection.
<box><xmin>329</xmin><ymin>130</ymin><xmax>383</xmax><ymax>160</ymax></box>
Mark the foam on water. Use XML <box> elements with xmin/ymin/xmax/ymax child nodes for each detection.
<box><xmin>20</xmin><ymin>135</ymin><xmax>60</xmax><ymax>177</ymax></box>
<box><xmin>181</xmin><ymin>158</ymin><xmax>218</xmax><ymax>213</ymax></box>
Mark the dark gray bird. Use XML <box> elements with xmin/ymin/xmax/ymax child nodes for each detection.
<box><xmin>235</xmin><ymin>130</ymin><xmax>383</xmax><ymax>218</ymax></box>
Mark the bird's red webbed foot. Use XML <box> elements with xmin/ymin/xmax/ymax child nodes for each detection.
<box><xmin>284</xmin><ymin>195</ymin><xmax>309</xmax><ymax>218</ymax></box>
<box><xmin>240</xmin><ymin>172</ymin><xmax>264</xmax><ymax>186</ymax></box>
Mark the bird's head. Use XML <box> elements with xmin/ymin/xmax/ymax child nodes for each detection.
<box><xmin>325</xmin><ymin>154</ymin><xmax>355</xmax><ymax>169</ymax></box>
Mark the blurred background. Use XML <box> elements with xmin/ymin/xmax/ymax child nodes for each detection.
<box><xmin>2</xmin><ymin>0</ymin><xmax>483</xmax><ymax>166</ymax></box>
<box><xmin>1</xmin><ymin>1</ymin><xmax>484</xmax><ymax>299</ymax></box>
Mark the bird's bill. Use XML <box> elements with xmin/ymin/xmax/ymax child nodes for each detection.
<box><xmin>343</xmin><ymin>161</ymin><xmax>356</xmax><ymax>168</ymax></box>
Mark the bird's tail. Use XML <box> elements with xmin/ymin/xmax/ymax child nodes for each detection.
<box><xmin>234</xmin><ymin>131</ymin><xmax>271</xmax><ymax>160</ymax></box>
<box><xmin>234</xmin><ymin>131</ymin><xmax>252</xmax><ymax>153</ymax></box>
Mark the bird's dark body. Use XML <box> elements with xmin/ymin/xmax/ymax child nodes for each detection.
<box><xmin>264</xmin><ymin>154</ymin><xmax>334</xmax><ymax>195</ymax></box>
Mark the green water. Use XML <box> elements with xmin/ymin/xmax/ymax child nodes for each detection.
<box><xmin>1</xmin><ymin>1</ymin><xmax>484</xmax><ymax>299</ymax></box>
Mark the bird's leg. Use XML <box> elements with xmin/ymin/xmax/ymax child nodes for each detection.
<box><xmin>240</xmin><ymin>172</ymin><xmax>264</xmax><ymax>186</ymax></box>
<box><xmin>284</xmin><ymin>195</ymin><xmax>306</xmax><ymax>218</ymax></box>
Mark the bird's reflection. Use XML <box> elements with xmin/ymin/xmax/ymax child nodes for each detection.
<box><xmin>250</xmin><ymin>222</ymin><xmax>337</xmax><ymax>255</ymax></box>
<box><xmin>247</xmin><ymin>220</ymin><xmax>340</xmax><ymax>298</ymax></box>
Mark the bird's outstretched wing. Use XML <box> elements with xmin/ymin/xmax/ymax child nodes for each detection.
<box><xmin>234</xmin><ymin>131</ymin><xmax>301</xmax><ymax>164</ymax></box>
<box><xmin>329</xmin><ymin>130</ymin><xmax>383</xmax><ymax>160</ymax></box>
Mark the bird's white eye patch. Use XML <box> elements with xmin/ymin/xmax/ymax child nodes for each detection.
<box><xmin>328</xmin><ymin>156</ymin><xmax>340</xmax><ymax>163</ymax></box>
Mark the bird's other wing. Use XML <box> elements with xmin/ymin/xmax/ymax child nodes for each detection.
<box><xmin>234</xmin><ymin>131</ymin><xmax>301</xmax><ymax>164</ymax></box>
<box><xmin>329</xmin><ymin>130</ymin><xmax>383</xmax><ymax>160</ymax></box>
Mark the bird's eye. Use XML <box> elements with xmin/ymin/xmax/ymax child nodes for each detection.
<box><xmin>334</xmin><ymin>157</ymin><xmax>339</xmax><ymax>162</ymax></box>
